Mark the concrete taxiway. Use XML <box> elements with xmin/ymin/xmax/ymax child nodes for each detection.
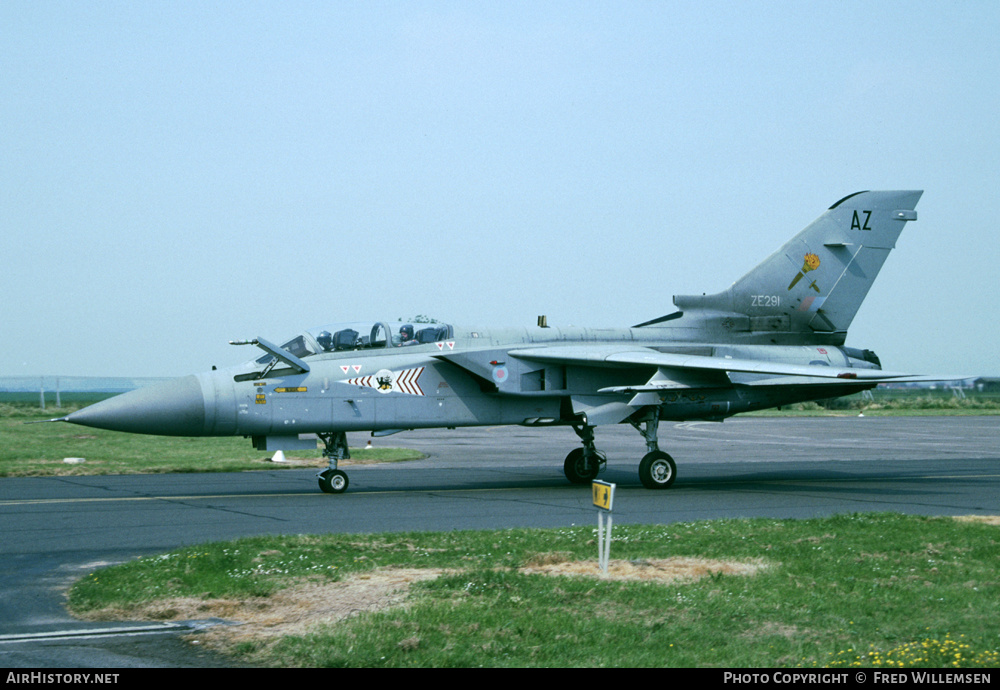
<box><xmin>1</xmin><ymin>415</ymin><xmax>997</xmax><ymax>667</ymax></box>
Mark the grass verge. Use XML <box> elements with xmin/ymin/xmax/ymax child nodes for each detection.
<box><xmin>745</xmin><ymin>394</ymin><xmax>1000</xmax><ymax>417</ymax></box>
<box><xmin>0</xmin><ymin>404</ymin><xmax>422</xmax><ymax>477</ymax></box>
<box><xmin>66</xmin><ymin>513</ymin><xmax>1000</xmax><ymax>668</ymax></box>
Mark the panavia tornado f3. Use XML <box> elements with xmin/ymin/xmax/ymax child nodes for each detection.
<box><xmin>57</xmin><ymin>190</ymin><xmax>949</xmax><ymax>493</ymax></box>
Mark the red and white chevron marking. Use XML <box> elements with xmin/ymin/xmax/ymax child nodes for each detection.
<box><xmin>395</xmin><ymin>367</ymin><xmax>425</xmax><ymax>396</ymax></box>
<box><xmin>345</xmin><ymin>374</ymin><xmax>376</xmax><ymax>388</ymax></box>
<box><xmin>345</xmin><ymin>367</ymin><xmax>425</xmax><ymax>396</ymax></box>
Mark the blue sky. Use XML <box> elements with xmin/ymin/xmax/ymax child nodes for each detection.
<box><xmin>2</xmin><ymin>1</ymin><xmax>998</xmax><ymax>377</ymax></box>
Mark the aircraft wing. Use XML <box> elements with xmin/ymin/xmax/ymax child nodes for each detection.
<box><xmin>507</xmin><ymin>346</ymin><xmax>964</xmax><ymax>390</ymax></box>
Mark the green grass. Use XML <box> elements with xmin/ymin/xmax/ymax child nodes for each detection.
<box><xmin>0</xmin><ymin>404</ymin><xmax>422</xmax><ymax>477</ymax></box>
<box><xmin>746</xmin><ymin>390</ymin><xmax>1000</xmax><ymax>417</ymax></box>
<box><xmin>65</xmin><ymin>514</ymin><xmax>1000</xmax><ymax>668</ymax></box>
<box><xmin>0</xmin><ymin>392</ymin><xmax>121</xmax><ymax>406</ymax></box>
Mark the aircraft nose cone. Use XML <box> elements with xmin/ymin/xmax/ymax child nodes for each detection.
<box><xmin>65</xmin><ymin>375</ymin><xmax>207</xmax><ymax>436</ymax></box>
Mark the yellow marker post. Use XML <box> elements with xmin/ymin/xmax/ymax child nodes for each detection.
<box><xmin>592</xmin><ymin>480</ymin><xmax>616</xmax><ymax>576</ymax></box>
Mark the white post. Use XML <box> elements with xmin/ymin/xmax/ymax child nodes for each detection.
<box><xmin>598</xmin><ymin>511</ymin><xmax>607</xmax><ymax>575</ymax></box>
<box><xmin>603</xmin><ymin>513</ymin><xmax>613</xmax><ymax>574</ymax></box>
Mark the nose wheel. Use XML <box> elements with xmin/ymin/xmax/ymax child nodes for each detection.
<box><xmin>317</xmin><ymin>431</ymin><xmax>351</xmax><ymax>494</ymax></box>
<box><xmin>318</xmin><ymin>468</ymin><xmax>349</xmax><ymax>494</ymax></box>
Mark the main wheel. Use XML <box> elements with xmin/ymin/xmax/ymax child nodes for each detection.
<box><xmin>564</xmin><ymin>448</ymin><xmax>600</xmax><ymax>484</ymax></box>
<box><xmin>638</xmin><ymin>451</ymin><xmax>676</xmax><ymax>489</ymax></box>
<box><xmin>318</xmin><ymin>469</ymin><xmax>349</xmax><ymax>494</ymax></box>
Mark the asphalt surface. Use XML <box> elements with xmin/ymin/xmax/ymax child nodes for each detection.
<box><xmin>1</xmin><ymin>415</ymin><xmax>997</xmax><ymax>667</ymax></box>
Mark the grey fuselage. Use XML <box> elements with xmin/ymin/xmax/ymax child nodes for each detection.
<box><xmin>65</xmin><ymin>320</ymin><xmax>876</xmax><ymax>447</ymax></box>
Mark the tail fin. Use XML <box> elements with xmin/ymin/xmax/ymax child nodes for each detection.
<box><xmin>665</xmin><ymin>190</ymin><xmax>922</xmax><ymax>343</ymax></box>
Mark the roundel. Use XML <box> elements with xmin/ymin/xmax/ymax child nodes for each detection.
<box><xmin>491</xmin><ymin>366</ymin><xmax>508</xmax><ymax>384</ymax></box>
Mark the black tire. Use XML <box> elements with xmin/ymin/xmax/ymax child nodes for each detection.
<box><xmin>318</xmin><ymin>469</ymin><xmax>349</xmax><ymax>494</ymax></box>
<box><xmin>564</xmin><ymin>448</ymin><xmax>599</xmax><ymax>484</ymax></box>
<box><xmin>639</xmin><ymin>451</ymin><xmax>676</xmax><ymax>489</ymax></box>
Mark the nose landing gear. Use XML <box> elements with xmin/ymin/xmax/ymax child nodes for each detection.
<box><xmin>317</xmin><ymin>431</ymin><xmax>350</xmax><ymax>494</ymax></box>
<box><xmin>318</xmin><ymin>468</ymin><xmax>349</xmax><ymax>493</ymax></box>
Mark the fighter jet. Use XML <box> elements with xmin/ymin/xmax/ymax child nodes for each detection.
<box><xmin>59</xmin><ymin>190</ymin><xmax>946</xmax><ymax>493</ymax></box>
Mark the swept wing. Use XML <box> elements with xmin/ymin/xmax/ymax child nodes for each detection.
<box><xmin>507</xmin><ymin>346</ymin><xmax>958</xmax><ymax>389</ymax></box>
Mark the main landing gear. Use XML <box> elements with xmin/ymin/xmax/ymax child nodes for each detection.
<box><xmin>562</xmin><ymin>413</ymin><xmax>677</xmax><ymax>490</ymax></box>
<box><xmin>637</xmin><ymin>450</ymin><xmax>676</xmax><ymax>489</ymax></box>
<box><xmin>631</xmin><ymin>414</ymin><xmax>676</xmax><ymax>489</ymax></box>
<box><xmin>317</xmin><ymin>431</ymin><xmax>350</xmax><ymax>494</ymax></box>
<box><xmin>563</xmin><ymin>425</ymin><xmax>606</xmax><ymax>484</ymax></box>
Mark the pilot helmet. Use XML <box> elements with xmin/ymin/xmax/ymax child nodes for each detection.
<box><xmin>316</xmin><ymin>331</ymin><xmax>334</xmax><ymax>351</ymax></box>
<box><xmin>400</xmin><ymin>324</ymin><xmax>414</xmax><ymax>341</ymax></box>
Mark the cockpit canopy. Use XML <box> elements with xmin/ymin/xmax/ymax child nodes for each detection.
<box><xmin>254</xmin><ymin>321</ymin><xmax>453</xmax><ymax>364</ymax></box>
